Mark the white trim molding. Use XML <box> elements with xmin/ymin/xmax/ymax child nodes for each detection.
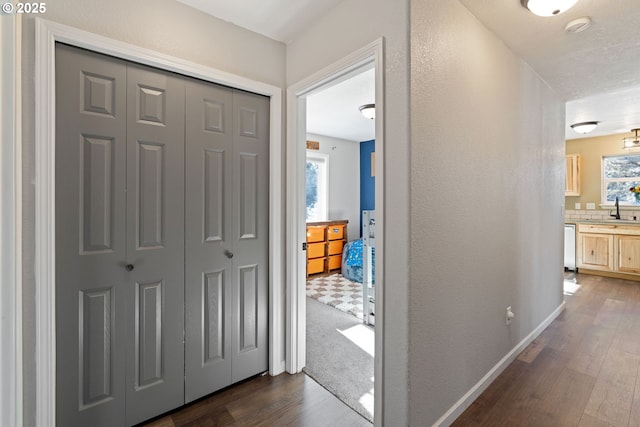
<box><xmin>285</xmin><ymin>38</ymin><xmax>385</xmax><ymax>424</ymax></box>
<box><xmin>34</xmin><ymin>18</ymin><xmax>284</xmax><ymax>426</ymax></box>
<box><xmin>1</xmin><ymin>13</ymin><xmax>23</xmax><ymax>427</ymax></box>
<box><xmin>433</xmin><ymin>301</ymin><xmax>567</xmax><ymax>427</ymax></box>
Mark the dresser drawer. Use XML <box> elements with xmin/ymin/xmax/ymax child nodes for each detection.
<box><xmin>306</xmin><ymin>226</ymin><xmax>326</xmax><ymax>243</ymax></box>
<box><xmin>327</xmin><ymin>239</ymin><xmax>344</xmax><ymax>256</ymax></box>
<box><xmin>327</xmin><ymin>225</ymin><xmax>345</xmax><ymax>241</ymax></box>
<box><xmin>307</xmin><ymin>257</ymin><xmax>326</xmax><ymax>275</ymax></box>
<box><xmin>307</xmin><ymin>242</ymin><xmax>326</xmax><ymax>259</ymax></box>
<box><xmin>328</xmin><ymin>255</ymin><xmax>342</xmax><ymax>270</ymax></box>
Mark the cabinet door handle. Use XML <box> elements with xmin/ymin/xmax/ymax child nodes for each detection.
<box><xmin>224</xmin><ymin>250</ymin><xmax>234</xmax><ymax>259</ymax></box>
<box><xmin>125</xmin><ymin>264</ymin><xmax>134</xmax><ymax>271</ymax></box>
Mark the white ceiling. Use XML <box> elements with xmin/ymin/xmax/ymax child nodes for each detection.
<box><xmin>306</xmin><ymin>68</ymin><xmax>376</xmax><ymax>142</ymax></box>
<box><xmin>176</xmin><ymin>0</ymin><xmax>343</xmax><ymax>44</ymax></box>
<box><xmin>176</xmin><ymin>0</ymin><xmax>640</xmax><ymax>142</ymax></box>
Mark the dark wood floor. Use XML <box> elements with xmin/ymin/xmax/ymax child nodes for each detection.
<box><xmin>140</xmin><ymin>372</ymin><xmax>371</xmax><ymax>427</ymax></box>
<box><xmin>453</xmin><ymin>272</ymin><xmax>640</xmax><ymax>427</ymax></box>
<box><xmin>141</xmin><ymin>272</ymin><xmax>640</xmax><ymax>426</ymax></box>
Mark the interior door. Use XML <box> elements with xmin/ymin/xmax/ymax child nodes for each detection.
<box><xmin>55</xmin><ymin>43</ymin><xmax>128</xmax><ymax>427</ymax></box>
<box><xmin>184</xmin><ymin>80</ymin><xmax>234</xmax><ymax>401</ymax></box>
<box><xmin>184</xmin><ymin>81</ymin><xmax>269</xmax><ymax>402</ymax></box>
<box><xmin>57</xmin><ymin>43</ymin><xmax>268</xmax><ymax>425</ymax></box>
<box><xmin>124</xmin><ymin>63</ymin><xmax>185</xmax><ymax>426</ymax></box>
<box><xmin>230</xmin><ymin>90</ymin><xmax>269</xmax><ymax>382</ymax></box>
<box><xmin>56</xmin><ymin>44</ymin><xmax>186</xmax><ymax>426</ymax></box>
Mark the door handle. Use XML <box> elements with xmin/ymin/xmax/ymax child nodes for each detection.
<box><xmin>224</xmin><ymin>250</ymin><xmax>234</xmax><ymax>259</ymax></box>
<box><xmin>125</xmin><ymin>264</ymin><xmax>135</xmax><ymax>271</ymax></box>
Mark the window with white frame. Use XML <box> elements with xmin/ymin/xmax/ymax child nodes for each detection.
<box><xmin>602</xmin><ymin>154</ymin><xmax>640</xmax><ymax>205</ymax></box>
<box><xmin>306</xmin><ymin>153</ymin><xmax>329</xmax><ymax>221</ymax></box>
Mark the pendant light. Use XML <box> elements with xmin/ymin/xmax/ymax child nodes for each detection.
<box><xmin>623</xmin><ymin>129</ymin><xmax>640</xmax><ymax>149</ymax></box>
<box><xmin>521</xmin><ymin>0</ymin><xmax>578</xmax><ymax>16</ymax></box>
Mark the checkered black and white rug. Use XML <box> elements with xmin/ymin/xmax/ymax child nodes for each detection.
<box><xmin>306</xmin><ymin>274</ymin><xmax>363</xmax><ymax>319</ymax></box>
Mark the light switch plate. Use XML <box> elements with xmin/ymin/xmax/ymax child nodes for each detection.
<box><xmin>586</xmin><ymin>203</ymin><xmax>596</xmax><ymax>210</ymax></box>
<box><xmin>575</xmin><ymin>202</ymin><xmax>581</xmax><ymax>210</ymax></box>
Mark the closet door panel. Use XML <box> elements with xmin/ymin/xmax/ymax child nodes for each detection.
<box><xmin>136</xmin><ymin>142</ymin><xmax>165</xmax><ymax>248</ymax></box>
<box><xmin>238</xmin><ymin>153</ymin><xmax>258</xmax><ymax>239</ymax></box>
<box><xmin>125</xmin><ymin>64</ymin><xmax>185</xmax><ymax>426</ymax></box>
<box><xmin>231</xmin><ymin>90</ymin><xmax>269</xmax><ymax>382</ymax></box>
<box><xmin>55</xmin><ymin>43</ymin><xmax>128</xmax><ymax>427</ymax></box>
<box><xmin>204</xmin><ymin>149</ymin><xmax>225</xmax><ymax>242</ymax></box>
<box><xmin>184</xmin><ymin>80</ymin><xmax>234</xmax><ymax>403</ymax></box>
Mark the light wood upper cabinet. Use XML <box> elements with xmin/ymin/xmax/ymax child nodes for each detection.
<box><xmin>565</xmin><ymin>154</ymin><xmax>581</xmax><ymax>196</ymax></box>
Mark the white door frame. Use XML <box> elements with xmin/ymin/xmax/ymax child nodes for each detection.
<box><xmin>285</xmin><ymin>38</ymin><xmax>385</xmax><ymax>423</ymax></box>
<box><xmin>0</xmin><ymin>14</ymin><xmax>23</xmax><ymax>427</ymax></box>
<box><xmin>34</xmin><ymin>18</ymin><xmax>284</xmax><ymax>426</ymax></box>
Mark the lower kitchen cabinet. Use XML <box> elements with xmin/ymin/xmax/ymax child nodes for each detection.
<box><xmin>576</xmin><ymin>223</ymin><xmax>640</xmax><ymax>280</ymax></box>
<box><xmin>579</xmin><ymin>233</ymin><xmax>613</xmax><ymax>271</ymax></box>
<box><xmin>616</xmin><ymin>235</ymin><xmax>640</xmax><ymax>274</ymax></box>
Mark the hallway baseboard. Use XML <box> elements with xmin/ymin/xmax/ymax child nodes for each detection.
<box><xmin>434</xmin><ymin>300</ymin><xmax>567</xmax><ymax>427</ymax></box>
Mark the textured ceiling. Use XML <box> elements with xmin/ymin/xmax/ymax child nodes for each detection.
<box><xmin>458</xmin><ymin>0</ymin><xmax>640</xmax><ymax>101</ymax></box>
<box><xmin>458</xmin><ymin>0</ymin><xmax>640</xmax><ymax>140</ymax></box>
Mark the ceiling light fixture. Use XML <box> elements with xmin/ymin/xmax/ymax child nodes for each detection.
<box><xmin>623</xmin><ymin>129</ymin><xmax>640</xmax><ymax>149</ymax></box>
<box><xmin>520</xmin><ymin>0</ymin><xmax>578</xmax><ymax>16</ymax></box>
<box><xmin>359</xmin><ymin>103</ymin><xmax>375</xmax><ymax>120</ymax></box>
<box><xmin>570</xmin><ymin>121</ymin><xmax>599</xmax><ymax>134</ymax></box>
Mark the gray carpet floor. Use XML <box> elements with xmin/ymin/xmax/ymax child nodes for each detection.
<box><xmin>304</xmin><ymin>297</ymin><xmax>374</xmax><ymax>423</ymax></box>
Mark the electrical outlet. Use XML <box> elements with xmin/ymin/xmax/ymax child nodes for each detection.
<box><xmin>586</xmin><ymin>203</ymin><xmax>596</xmax><ymax>210</ymax></box>
<box><xmin>575</xmin><ymin>202</ymin><xmax>581</xmax><ymax>210</ymax></box>
<box><xmin>506</xmin><ymin>306</ymin><xmax>515</xmax><ymax>326</ymax></box>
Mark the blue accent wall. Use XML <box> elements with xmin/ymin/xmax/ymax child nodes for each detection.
<box><xmin>360</xmin><ymin>139</ymin><xmax>375</xmax><ymax>236</ymax></box>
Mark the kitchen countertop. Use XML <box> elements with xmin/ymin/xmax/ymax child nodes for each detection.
<box><xmin>566</xmin><ymin>219</ymin><xmax>640</xmax><ymax>226</ymax></box>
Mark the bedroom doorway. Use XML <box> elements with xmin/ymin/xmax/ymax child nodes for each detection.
<box><xmin>294</xmin><ymin>59</ymin><xmax>379</xmax><ymax>421</ymax></box>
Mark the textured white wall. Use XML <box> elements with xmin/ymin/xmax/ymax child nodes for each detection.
<box><xmin>306</xmin><ymin>133</ymin><xmax>360</xmax><ymax>241</ymax></box>
<box><xmin>288</xmin><ymin>0</ymin><xmax>410</xmax><ymax>424</ymax></box>
<box><xmin>409</xmin><ymin>1</ymin><xmax>565</xmax><ymax>424</ymax></box>
<box><xmin>19</xmin><ymin>3</ymin><xmax>285</xmax><ymax>425</ymax></box>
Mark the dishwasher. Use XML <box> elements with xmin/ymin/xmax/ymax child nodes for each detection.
<box><xmin>564</xmin><ymin>224</ymin><xmax>576</xmax><ymax>271</ymax></box>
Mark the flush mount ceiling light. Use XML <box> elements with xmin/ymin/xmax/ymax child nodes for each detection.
<box><xmin>521</xmin><ymin>0</ymin><xmax>578</xmax><ymax>16</ymax></box>
<box><xmin>359</xmin><ymin>103</ymin><xmax>375</xmax><ymax>120</ymax></box>
<box><xmin>623</xmin><ymin>129</ymin><xmax>640</xmax><ymax>149</ymax></box>
<box><xmin>570</xmin><ymin>121</ymin><xmax>599</xmax><ymax>134</ymax></box>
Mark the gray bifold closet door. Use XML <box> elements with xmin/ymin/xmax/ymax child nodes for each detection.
<box><xmin>184</xmin><ymin>81</ymin><xmax>269</xmax><ymax>403</ymax></box>
<box><xmin>55</xmin><ymin>43</ymin><xmax>269</xmax><ymax>426</ymax></box>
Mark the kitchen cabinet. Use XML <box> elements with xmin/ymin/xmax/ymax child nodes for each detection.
<box><xmin>565</xmin><ymin>154</ymin><xmax>581</xmax><ymax>196</ymax></box>
<box><xmin>579</xmin><ymin>233</ymin><xmax>613</xmax><ymax>271</ymax></box>
<box><xmin>306</xmin><ymin>220</ymin><xmax>348</xmax><ymax>277</ymax></box>
<box><xmin>577</xmin><ymin>223</ymin><xmax>640</xmax><ymax>280</ymax></box>
<box><xmin>616</xmin><ymin>235</ymin><xmax>640</xmax><ymax>274</ymax></box>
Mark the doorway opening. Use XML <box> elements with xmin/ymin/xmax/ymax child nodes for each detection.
<box><xmin>286</xmin><ymin>39</ymin><xmax>384</xmax><ymax>424</ymax></box>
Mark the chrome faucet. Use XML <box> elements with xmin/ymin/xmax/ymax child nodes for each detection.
<box><xmin>611</xmin><ymin>196</ymin><xmax>621</xmax><ymax>220</ymax></box>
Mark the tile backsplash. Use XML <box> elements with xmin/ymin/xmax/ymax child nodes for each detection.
<box><xmin>565</xmin><ymin>209</ymin><xmax>640</xmax><ymax>222</ymax></box>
